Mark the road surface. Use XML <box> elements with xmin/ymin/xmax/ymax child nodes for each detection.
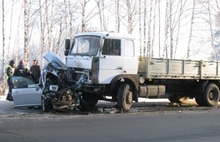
<box><xmin>1</xmin><ymin>95</ymin><xmax>220</xmax><ymax>142</ymax></box>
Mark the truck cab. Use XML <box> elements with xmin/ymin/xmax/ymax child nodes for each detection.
<box><xmin>65</xmin><ymin>32</ymin><xmax>140</xmax><ymax>111</ymax></box>
<box><xmin>65</xmin><ymin>32</ymin><xmax>138</xmax><ymax>83</ymax></box>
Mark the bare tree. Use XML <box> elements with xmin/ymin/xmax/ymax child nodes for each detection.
<box><xmin>143</xmin><ymin>0</ymin><xmax>146</xmax><ymax>57</ymax></box>
<box><xmin>1</xmin><ymin>0</ymin><xmax>6</xmax><ymax>93</ymax></box>
<box><xmin>208</xmin><ymin>0</ymin><xmax>217</xmax><ymax>60</ymax></box>
<box><xmin>115</xmin><ymin>0</ymin><xmax>120</xmax><ymax>32</ymax></box>
<box><xmin>39</xmin><ymin>0</ymin><xmax>46</xmax><ymax>65</ymax></box>
<box><xmin>157</xmin><ymin>0</ymin><xmax>161</xmax><ymax>57</ymax></box>
<box><xmin>163</xmin><ymin>0</ymin><xmax>169</xmax><ymax>58</ymax></box>
<box><xmin>139</xmin><ymin>0</ymin><xmax>142</xmax><ymax>57</ymax></box>
<box><xmin>80</xmin><ymin>0</ymin><xmax>90</xmax><ymax>32</ymax></box>
<box><xmin>169</xmin><ymin>0</ymin><xmax>173</xmax><ymax>58</ymax></box>
<box><xmin>47</xmin><ymin>0</ymin><xmax>54</xmax><ymax>52</ymax></box>
<box><xmin>186</xmin><ymin>0</ymin><xmax>195</xmax><ymax>59</ymax></box>
<box><xmin>7</xmin><ymin>0</ymin><xmax>15</xmax><ymax>60</ymax></box>
<box><xmin>96</xmin><ymin>0</ymin><xmax>103</xmax><ymax>31</ymax></box>
<box><xmin>15</xmin><ymin>1</ymin><xmax>23</xmax><ymax>62</ymax></box>
<box><xmin>24</xmin><ymin>0</ymin><xmax>30</xmax><ymax>63</ymax></box>
<box><xmin>146</xmin><ymin>0</ymin><xmax>153</xmax><ymax>57</ymax></box>
<box><xmin>126</xmin><ymin>0</ymin><xmax>132</xmax><ymax>34</ymax></box>
<box><xmin>150</xmin><ymin>0</ymin><xmax>157</xmax><ymax>57</ymax></box>
<box><xmin>174</xmin><ymin>0</ymin><xmax>186</xmax><ymax>59</ymax></box>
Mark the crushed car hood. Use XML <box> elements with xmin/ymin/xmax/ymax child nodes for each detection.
<box><xmin>44</xmin><ymin>52</ymin><xmax>67</xmax><ymax>70</ymax></box>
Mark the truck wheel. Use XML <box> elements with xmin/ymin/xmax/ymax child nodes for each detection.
<box><xmin>203</xmin><ymin>83</ymin><xmax>219</xmax><ymax>106</ymax></box>
<box><xmin>195</xmin><ymin>95</ymin><xmax>206</xmax><ymax>106</ymax></box>
<box><xmin>82</xmin><ymin>94</ymin><xmax>99</xmax><ymax>106</ymax></box>
<box><xmin>41</xmin><ymin>96</ymin><xmax>51</xmax><ymax>112</ymax></box>
<box><xmin>117</xmin><ymin>83</ymin><xmax>133</xmax><ymax>111</ymax></box>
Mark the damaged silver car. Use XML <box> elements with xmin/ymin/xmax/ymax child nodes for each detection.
<box><xmin>12</xmin><ymin>52</ymin><xmax>90</xmax><ymax>112</ymax></box>
<box><xmin>39</xmin><ymin>52</ymin><xmax>90</xmax><ymax>112</ymax></box>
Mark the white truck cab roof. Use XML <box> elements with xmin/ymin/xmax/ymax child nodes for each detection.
<box><xmin>75</xmin><ymin>32</ymin><xmax>137</xmax><ymax>40</ymax></box>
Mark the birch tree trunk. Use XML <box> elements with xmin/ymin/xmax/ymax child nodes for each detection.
<box><xmin>163</xmin><ymin>0</ymin><xmax>169</xmax><ymax>58</ymax></box>
<box><xmin>68</xmin><ymin>0</ymin><xmax>73</xmax><ymax>37</ymax></box>
<box><xmin>102</xmin><ymin>1</ymin><xmax>107</xmax><ymax>31</ymax></box>
<box><xmin>158</xmin><ymin>0</ymin><xmax>161</xmax><ymax>57</ymax></box>
<box><xmin>174</xmin><ymin>0</ymin><xmax>185</xmax><ymax>58</ymax></box>
<box><xmin>15</xmin><ymin>1</ymin><xmax>23</xmax><ymax>62</ymax></box>
<box><xmin>147</xmin><ymin>0</ymin><xmax>153</xmax><ymax>57</ymax></box>
<box><xmin>115</xmin><ymin>0</ymin><xmax>120</xmax><ymax>32</ymax></box>
<box><xmin>7</xmin><ymin>0</ymin><xmax>15</xmax><ymax>59</ymax></box>
<box><xmin>24</xmin><ymin>0</ymin><xmax>29</xmax><ymax>63</ymax></box>
<box><xmin>143</xmin><ymin>0</ymin><xmax>146</xmax><ymax>57</ymax></box>
<box><xmin>2</xmin><ymin>0</ymin><xmax>6</xmax><ymax>92</ymax></box>
<box><xmin>64</xmin><ymin>0</ymin><xmax>68</xmax><ymax>38</ymax></box>
<box><xmin>151</xmin><ymin>0</ymin><xmax>156</xmax><ymax>57</ymax></box>
<box><xmin>207</xmin><ymin>0</ymin><xmax>216</xmax><ymax>60</ymax></box>
<box><xmin>48</xmin><ymin>0</ymin><xmax>54</xmax><ymax>52</ymax></box>
<box><xmin>81</xmin><ymin>0</ymin><xmax>89</xmax><ymax>32</ymax></box>
<box><xmin>139</xmin><ymin>0</ymin><xmax>142</xmax><ymax>57</ymax></box>
<box><xmin>126</xmin><ymin>0</ymin><xmax>132</xmax><ymax>34</ymax></box>
<box><xmin>96</xmin><ymin>0</ymin><xmax>103</xmax><ymax>31</ymax></box>
<box><xmin>186</xmin><ymin>0</ymin><xmax>195</xmax><ymax>59</ymax></box>
<box><xmin>169</xmin><ymin>0</ymin><xmax>173</xmax><ymax>59</ymax></box>
<box><xmin>39</xmin><ymin>0</ymin><xmax>46</xmax><ymax>66</ymax></box>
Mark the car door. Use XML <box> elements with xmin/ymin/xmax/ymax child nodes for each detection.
<box><xmin>11</xmin><ymin>76</ymin><xmax>41</xmax><ymax>107</ymax></box>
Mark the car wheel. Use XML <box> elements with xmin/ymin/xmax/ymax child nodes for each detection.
<box><xmin>41</xmin><ymin>96</ymin><xmax>51</xmax><ymax>112</ymax></box>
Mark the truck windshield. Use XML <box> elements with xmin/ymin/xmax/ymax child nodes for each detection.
<box><xmin>70</xmin><ymin>35</ymin><xmax>100</xmax><ymax>56</ymax></box>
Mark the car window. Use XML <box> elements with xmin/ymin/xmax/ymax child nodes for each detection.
<box><xmin>12</xmin><ymin>76</ymin><xmax>36</xmax><ymax>88</ymax></box>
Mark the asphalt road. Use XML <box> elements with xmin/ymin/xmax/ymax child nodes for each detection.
<box><xmin>1</xmin><ymin>95</ymin><xmax>220</xmax><ymax>142</ymax></box>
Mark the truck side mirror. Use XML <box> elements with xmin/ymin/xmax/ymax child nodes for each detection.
<box><xmin>65</xmin><ymin>39</ymin><xmax>71</xmax><ymax>50</ymax></box>
<box><xmin>64</xmin><ymin>50</ymin><xmax>69</xmax><ymax>56</ymax></box>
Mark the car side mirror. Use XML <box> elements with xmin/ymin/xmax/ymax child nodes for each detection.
<box><xmin>36</xmin><ymin>85</ymin><xmax>40</xmax><ymax>91</ymax></box>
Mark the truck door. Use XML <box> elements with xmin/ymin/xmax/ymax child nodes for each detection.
<box><xmin>121</xmin><ymin>39</ymin><xmax>138</xmax><ymax>74</ymax></box>
<box><xmin>99</xmin><ymin>39</ymin><xmax>123</xmax><ymax>84</ymax></box>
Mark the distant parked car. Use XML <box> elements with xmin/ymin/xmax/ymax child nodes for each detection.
<box><xmin>11</xmin><ymin>76</ymin><xmax>41</xmax><ymax>107</ymax></box>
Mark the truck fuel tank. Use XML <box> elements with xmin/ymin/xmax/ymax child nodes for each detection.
<box><xmin>139</xmin><ymin>85</ymin><xmax>166</xmax><ymax>98</ymax></box>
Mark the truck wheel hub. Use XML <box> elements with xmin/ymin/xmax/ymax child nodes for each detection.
<box><xmin>209</xmin><ymin>91</ymin><xmax>215</xmax><ymax>100</ymax></box>
<box><xmin>126</xmin><ymin>92</ymin><xmax>132</xmax><ymax>104</ymax></box>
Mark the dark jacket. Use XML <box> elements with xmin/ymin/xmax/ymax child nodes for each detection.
<box><xmin>14</xmin><ymin>64</ymin><xmax>31</xmax><ymax>77</ymax></box>
<box><xmin>30</xmin><ymin>65</ymin><xmax>41</xmax><ymax>83</ymax></box>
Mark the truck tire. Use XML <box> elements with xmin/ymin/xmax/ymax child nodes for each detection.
<box><xmin>41</xmin><ymin>96</ymin><xmax>51</xmax><ymax>112</ymax></box>
<box><xmin>195</xmin><ymin>95</ymin><xmax>206</xmax><ymax>106</ymax></box>
<box><xmin>82</xmin><ymin>94</ymin><xmax>99</xmax><ymax>106</ymax></box>
<box><xmin>117</xmin><ymin>83</ymin><xmax>133</xmax><ymax>111</ymax></box>
<box><xmin>203</xmin><ymin>83</ymin><xmax>219</xmax><ymax>106</ymax></box>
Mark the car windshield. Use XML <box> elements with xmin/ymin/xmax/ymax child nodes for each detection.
<box><xmin>70</xmin><ymin>35</ymin><xmax>100</xmax><ymax>56</ymax></box>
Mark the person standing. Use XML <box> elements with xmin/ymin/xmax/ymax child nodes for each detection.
<box><xmin>6</xmin><ymin>60</ymin><xmax>16</xmax><ymax>101</ymax></box>
<box><xmin>14</xmin><ymin>60</ymin><xmax>31</xmax><ymax>77</ymax></box>
<box><xmin>30</xmin><ymin>59</ymin><xmax>41</xmax><ymax>83</ymax></box>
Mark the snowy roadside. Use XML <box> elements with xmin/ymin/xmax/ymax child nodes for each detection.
<box><xmin>0</xmin><ymin>92</ymin><xmax>171</xmax><ymax>115</ymax></box>
<box><xmin>0</xmin><ymin>94</ymin><xmax>7</xmax><ymax>101</ymax></box>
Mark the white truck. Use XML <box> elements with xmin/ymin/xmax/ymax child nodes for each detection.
<box><xmin>64</xmin><ymin>32</ymin><xmax>220</xmax><ymax>111</ymax></box>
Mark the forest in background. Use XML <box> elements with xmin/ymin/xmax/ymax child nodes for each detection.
<box><xmin>0</xmin><ymin>0</ymin><xmax>220</xmax><ymax>82</ymax></box>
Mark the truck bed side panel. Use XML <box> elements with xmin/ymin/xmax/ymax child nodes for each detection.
<box><xmin>138</xmin><ymin>58</ymin><xmax>220</xmax><ymax>80</ymax></box>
